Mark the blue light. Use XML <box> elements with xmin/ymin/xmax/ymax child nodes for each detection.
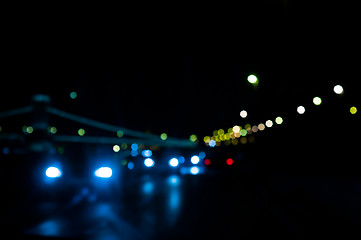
<box><xmin>144</xmin><ymin>158</ymin><xmax>155</xmax><ymax>167</ymax></box>
<box><xmin>131</xmin><ymin>143</ymin><xmax>138</xmax><ymax>151</ymax></box>
<box><xmin>190</xmin><ymin>155</ymin><xmax>200</xmax><ymax>164</ymax></box>
<box><xmin>45</xmin><ymin>167</ymin><xmax>62</xmax><ymax>178</ymax></box>
<box><xmin>169</xmin><ymin>158</ymin><xmax>179</xmax><ymax>167</ymax></box>
<box><xmin>142</xmin><ymin>150</ymin><xmax>152</xmax><ymax>157</ymax></box>
<box><xmin>94</xmin><ymin>167</ymin><xmax>113</xmax><ymax>178</ymax></box>
<box><xmin>209</xmin><ymin>140</ymin><xmax>216</xmax><ymax>147</ymax></box>
<box><xmin>168</xmin><ymin>175</ymin><xmax>180</xmax><ymax>186</ymax></box>
<box><xmin>190</xmin><ymin>166</ymin><xmax>200</xmax><ymax>175</ymax></box>
<box><xmin>128</xmin><ymin>162</ymin><xmax>134</xmax><ymax>170</ymax></box>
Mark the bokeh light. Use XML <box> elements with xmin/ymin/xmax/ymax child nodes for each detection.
<box><xmin>78</xmin><ymin>128</ymin><xmax>85</xmax><ymax>136</ymax></box>
<box><xmin>240</xmin><ymin>110</ymin><xmax>248</xmax><ymax>118</ymax></box>
<box><xmin>297</xmin><ymin>106</ymin><xmax>305</xmax><ymax>114</ymax></box>
<box><xmin>160</xmin><ymin>133</ymin><xmax>168</xmax><ymax>140</ymax></box>
<box><xmin>265</xmin><ymin>120</ymin><xmax>273</xmax><ymax>127</ymax></box>
<box><xmin>275</xmin><ymin>116</ymin><xmax>283</xmax><ymax>125</ymax></box>
<box><xmin>144</xmin><ymin>158</ymin><xmax>155</xmax><ymax>168</ymax></box>
<box><xmin>313</xmin><ymin>97</ymin><xmax>322</xmax><ymax>105</ymax></box>
<box><xmin>45</xmin><ymin>167</ymin><xmax>62</xmax><ymax>178</ymax></box>
<box><xmin>169</xmin><ymin>158</ymin><xmax>179</xmax><ymax>167</ymax></box>
<box><xmin>350</xmin><ymin>106</ymin><xmax>357</xmax><ymax>114</ymax></box>
<box><xmin>226</xmin><ymin>158</ymin><xmax>234</xmax><ymax>165</ymax></box>
<box><xmin>333</xmin><ymin>85</ymin><xmax>344</xmax><ymax>94</ymax></box>
<box><xmin>191</xmin><ymin>155</ymin><xmax>200</xmax><ymax>164</ymax></box>
<box><xmin>113</xmin><ymin>145</ymin><xmax>120</xmax><ymax>152</ymax></box>
<box><xmin>247</xmin><ymin>74</ymin><xmax>258</xmax><ymax>84</ymax></box>
<box><xmin>209</xmin><ymin>140</ymin><xmax>216</xmax><ymax>147</ymax></box>
<box><xmin>94</xmin><ymin>167</ymin><xmax>112</xmax><ymax>178</ymax></box>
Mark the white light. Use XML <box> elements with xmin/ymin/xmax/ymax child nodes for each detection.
<box><xmin>169</xmin><ymin>158</ymin><xmax>179</xmax><ymax>167</ymax></box>
<box><xmin>190</xmin><ymin>166</ymin><xmax>200</xmax><ymax>175</ymax></box>
<box><xmin>94</xmin><ymin>167</ymin><xmax>113</xmax><ymax>178</ymax></box>
<box><xmin>265</xmin><ymin>120</ymin><xmax>273</xmax><ymax>127</ymax></box>
<box><xmin>240</xmin><ymin>110</ymin><xmax>248</xmax><ymax>118</ymax></box>
<box><xmin>313</xmin><ymin>97</ymin><xmax>322</xmax><ymax>105</ymax></box>
<box><xmin>142</xmin><ymin>150</ymin><xmax>152</xmax><ymax>157</ymax></box>
<box><xmin>333</xmin><ymin>85</ymin><xmax>344</xmax><ymax>94</ymax></box>
<box><xmin>190</xmin><ymin>155</ymin><xmax>200</xmax><ymax>164</ymax></box>
<box><xmin>144</xmin><ymin>158</ymin><xmax>155</xmax><ymax>167</ymax></box>
<box><xmin>208</xmin><ymin>140</ymin><xmax>216</xmax><ymax>147</ymax></box>
<box><xmin>45</xmin><ymin>167</ymin><xmax>62</xmax><ymax>178</ymax></box>
<box><xmin>247</xmin><ymin>74</ymin><xmax>258</xmax><ymax>84</ymax></box>
<box><xmin>297</xmin><ymin>106</ymin><xmax>305</xmax><ymax>114</ymax></box>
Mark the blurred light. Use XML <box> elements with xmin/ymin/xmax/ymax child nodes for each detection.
<box><xmin>160</xmin><ymin>133</ymin><xmax>168</xmax><ymax>140</ymax></box>
<box><xmin>240</xmin><ymin>129</ymin><xmax>247</xmax><ymax>136</ymax></box>
<box><xmin>48</xmin><ymin>126</ymin><xmax>57</xmax><ymax>134</ymax></box>
<box><xmin>142</xmin><ymin>181</ymin><xmax>154</xmax><ymax>194</ymax></box>
<box><xmin>46</xmin><ymin>167</ymin><xmax>62</xmax><ymax>178</ymax></box>
<box><xmin>144</xmin><ymin>158</ymin><xmax>155</xmax><ymax>167</ymax></box>
<box><xmin>191</xmin><ymin>155</ymin><xmax>200</xmax><ymax>164</ymax></box>
<box><xmin>350</xmin><ymin>106</ymin><xmax>357</xmax><ymax>114</ymax></box>
<box><xmin>240</xmin><ymin>137</ymin><xmax>247</xmax><ymax>144</ymax></box>
<box><xmin>297</xmin><ymin>106</ymin><xmax>306</xmax><ymax>114</ymax></box>
<box><xmin>189</xmin><ymin>134</ymin><xmax>197</xmax><ymax>142</ymax></box>
<box><xmin>251</xmin><ymin>125</ymin><xmax>258</xmax><ymax>132</ymax></box>
<box><xmin>218</xmin><ymin>129</ymin><xmax>225</xmax><ymax>135</ymax></box>
<box><xmin>203</xmin><ymin>136</ymin><xmax>211</xmax><ymax>143</ymax></box>
<box><xmin>226</xmin><ymin>158</ymin><xmax>234</xmax><ymax>165</ymax></box>
<box><xmin>94</xmin><ymin>167</ymin><xmax>112</xmax><ymax>178</ymax></box>
<box><xmin>131</xmin><ymin>143</ymin><xmax>138</xmax><ymax>151</ymax></box>
<box><xmin>130</xmin><ymin>150</ymin><xmax>138</xmax><ymax>157</ymax></box>
<box><xmin>2</xmin><ymin>147</ymin><xmax>10</xmax><ymax>155</ymax></box>
<box><xmin>265</xmin><ymin>120</ymin><xmax>273</xmax><ymax>127</ymax></box>
<box><xmin>190</xmin><ymin>166</ymin><xmax>200</xmax><ymax>175</ymax></box>
<box><xmin>78</xmin><ymin>128</ymin><xmax>85</xmax><ymax>136</ymax></box>
<box><xmin>178</xmin><ymin>156</ymin><xmax>185</xmax><ymax>164</ymax></box>
<box><xmin>113</xmin><ymin>145</ymin><xmax>120</xmax><ymax>152</ymax></box>
<box><xmin>121</xmin><ymin>159</ymin><xmax>127</xmax><ymax>166</ymax></box>
<box><xmin>121</xmin><ymin>143</ymin><xmax>128</xmax><ymax>149</ymax></box>
<box><xmin>127</xmin><ymin>162</ymin><xmax>134</xmax><ymax>170</ymax></box>
<box><xmin>117</xmin><ymin>130</ymin><xmax>124</xmax><ymax>138</ymax></box>
<box><xmin>333</xmin><ymin>85</ymin><xmax>344</xmax><ymax>94</ymax></box>
<box><xmin>247</xmin><ymin>74</ymin><xmax>258</xmax><ymax>84</ymax></box>
<box><xmin>26</xmin><ymin>126</ymin><xmax>34</xmax><ymax>134</ymax></box>
<box><xmin>275</xmin><ymin>116</ymin><xmax>283</xmax><ymax>124</ymax></box>
<box><xmin>240</xmin><ymin>110</ymin><xmax>248</xmax><ymax>118</ymax></box>
<box><xmin>204</xmin><ymin>159</ymin><xmax>211</xmax><ymax>166</ymax></box>
<box><xmin>142</xmin><ymin>150</ymin><xmax>152</xmax><ymax>157</ymax></box>
<box><xmin>233</xmin><ymin>125</ymin><xmax>241</xmax><ymax>133</ymax></box>
<box><xmin>313</xmin><ymin>97</ymin><xmax>322</xmax><ymax>105</ymax></box>
<box><xmin>209</xmin><ymin>139</ymin><xmax>216</xmax><ymax>147</ymax></box>
<box><xmin>169</xmin><ymin>158</ymin><xmax>179</xmax><ymax>167</ymax></box>
<box><xmin>258</xmin><ymin>123</ymin><xmax>265</xmax><ymax>131</ymax></box>
<box><xmin>70</xmin><ymin>91</ymin><xmax>77</xmax><ymax>99</ymax></box>
<box><xmin>199</xmin><ymin>151</ymin><xmax>206</xmax><ymax>159</ymax></box>
<box><xmin>168</xmin><ymin>175</ymin><xmax>180</xmax><ymax>186</ymax></box>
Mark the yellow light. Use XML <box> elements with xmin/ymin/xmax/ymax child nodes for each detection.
<box><xmin>245</xmin><ymin>124</ymin><xmax>251</xmax><ymax>131</ymax></box>
<box><xmin>258</xmin><ymin>123</ymin><xmax>265</xmax><ymax>131</ymax></box>
<box><xmin>203</xmin><ymin>136</ymin><xmax>211</xmax><ymax>143</ymax></box>
<box><xmin>313</xmin><ymin>97</ymin><xmax>322</xmax><ymax>105</ymax></box>
<box><xmin>218</xmin><ymin>129</ymin><xmax>225</xmax><ymax>135</ymax></box>
<box><xmin>275</xmin><ymin>116</ymin><xmax>283</xmax><ymax>125</ymax></box>
<box><xmin>78</xmin><ymin>128</ymin><xmax>85</xmax><ymax>136</ymax></box>
<box><xmin>160</xmin><ymin>133</ymin><xmax>168</xmax><ymax>140</ymax></box>
<box><xmin>350</xmin><ymin>106</ymin><xmax>357</xmax><ymax>114</ymax></box>
<box><xmin>113</xmin><ymin>145</ymin><xmax>120</xmax><ymax>152</ymax></box>
<box><xmin>240</xmin><ymin>137</ymin><xmax>247</xmax><ymax>144</ymax></box>
<box><xmin>189</xmin><ymin>134</ymin><xmax>197</xmax><ymax>142</ymax></box>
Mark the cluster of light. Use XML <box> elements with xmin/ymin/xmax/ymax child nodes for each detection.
<box><xmin>144</xmin><ymin>158</ymin><xmax>155</xmax><ymax>167</ymax></box>
<box><xmin>45</xmin><ymin>167</ymin><xmax>62</xmax><ymax>178</ymax></box>
<box><xmin>240</xmin><ymin>110</ymin><xmax>248</xmax><ymax>118</ymax></box>
<box><xmin>94</xmin><ymin>167</ymin><xmax>112</xmax><ymax>178</ymax></box>
<box><xmin>297</xmin><ymin>106</ymin><xmax>306</xmax><ymax>114</ymax></box>
<box><xmin>78</xmin><ymin>128</ymin><xmax>85</xmax><ymax>136</ymax></box>
<box><xmin>313</xmin><ymin>97</ymin><xmax>322</xmax><ymax>105</ymax></box>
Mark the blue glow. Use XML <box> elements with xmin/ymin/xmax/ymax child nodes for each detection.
<box><xmin>130</xmin><ymin>150</ymin><xmax>138</xmax><ymax>157</ymax></box>
<box><xmin>45</xmin><ymin>167</ymin><xmax>62</xmax><ymax>178</ymax></box>
<box><xmin>168</xmin><ymin>175</ymin><xmax>180</xmax><ymax>186</ymax></box>
<box><xmin>128</xmin><ymin>162</ymin><xmax>134</xmax><ymax>170</ymax></box>
<box><xmin>142</xmin><ymin>149</ymin><xmax>152</xmax><ymax>157</ymax></box>
<box><xmin>190</xmin><ymin>166</ymin><xmax>200</xmax><ymax>175</ymax></box>
<box><xmin>169</xmin><ymin>158</ymin><xmax>179</xmax><ymax>167</ymax></box>
<box><xmin>209</xmin><ymin>139</ymin><xmax>216</xmax><ymax>147</ymax></box>
<box><xmin>199</xmin><ymin>151</ymin><xmax>206</xmax><ymax>159</ymax></box>
<box><xmin>178</xmin><ymin>156</ymin><xmax>185</xmax><ymax>164</ymax></box>
<box><xmin>142</xmin><ymin>181</ymin><xmax>154</xmax><ymax>194</ymax></box>
<box><xmin>131</xmin><ymin>143</ymin><xmax>138</xmax><ymax>151</ymax></box>
<box><xmin>94</xmin><ymin>167</ymin><xmax>112</xmax><ymax>178</ymax></box>
<box><xmin>190</xmin><ymin>155</ymin><xmax>200</xmax><ymax>164</ymax></box>
<box><xmin>144</xmin><ymin>158</ymin><xmax>155</xmax><ymax>167</ymax></box>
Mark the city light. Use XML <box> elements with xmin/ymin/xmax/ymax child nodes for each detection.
<box><xmin>313</xmin><ymin>97</ymin><xmax>322</xmax><ymax>105</ymax></box>
<box><xmin>94</xmin><ymin>167</ymin><xmax>113</xmax><ymax>178</ymax></box>
<box><xmin>297</xmin><ymin>106</ymin><xmax>306</xmax><ymax>114</ymax></box>
<box><xmin>333</xmin><ymin>85</ymin><xmax>344</xmax><ymax>95</ymax></box>
<box><xmin>144</xmin><ymin>158</ymin><xmax>155</xmax><ymax>168</ymax></box>
<box><xmin>265</xmin><ymin>120</ymin><xmax>273</xmax><ymax>127</ymax></box>
<box><xmin>169</xmin><ymin>158</ymin><xmax>179</xmax><ymax>167</ymax></box>
<box><xmin>45</xmin><ymin>167</ymin><xmax>62</xmax><ymax>178</ymax></box>
<box><xmin>190</xmin><ymin>155</ymin><xmax>200</xmax><ymax>164</ymax></box>
<box><xmin>142</xmin><ymin>150</ymin><xmax>152</xmax><ymax>157</ymax></box>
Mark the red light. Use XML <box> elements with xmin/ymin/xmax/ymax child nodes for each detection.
<box><xmin>204</xmin><ymin>159</ymin><xmax>211</xmax><ymax>166</ymax></box>
<box><xmin>226</xmin><ymin>158</ymin><xmax>234</xmax><ymax>165</ymax></box>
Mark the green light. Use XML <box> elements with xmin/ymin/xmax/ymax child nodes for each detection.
<box><xmin>78</xmin><ymin>128</ymin><xmax>85</xmax><ymax>136</ymax></box>
<box><xmin>247</xmin><ymin>74</ymin><xmax>258</xmax><ymax>85</ymax></box>
<box><xmin>350</xmin><ymin>106</ymin><xmax>357</xmax><ymax>114</ymax></box>
<box><xmin>70</xmin><ymin>91</ymin><xmax>77</xmax><ymax>99</ymax></box>
<box><xmin>313</xmin><ymin>97</ymin><xmax>322</xmax><ymax>105</ymax></box>
<box><xmin>275</xmin><ymin>116</ymin><xmax>283</xmax><ymax>124</ymax></box>
<box><xmin>189</xmin><ymin>134</ymin><xmax>197</xmax><ymax>142</ymax></box>
<box><xmin>240</xmin><ymin>129</ymin><xmax>247</xmax><ymax>136</ymax></box>
<box><xmin>49</xmin><ymin>126</ymin><xmax>57</xmax><ymax>134</ymax></box>
<box><xmin>117</xmin><ymin>130</ymin><xmax>124</xmax><ymax>138</ymax></box>
<box><xmin>160</xmin><ymin>133</ymin><xmax>168</xmax><ymax>140</ymax></box>
<box><xmin>26</xmin><ymin>126</ymin><xmax>33</xmax><ymax>134</ymax></box>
